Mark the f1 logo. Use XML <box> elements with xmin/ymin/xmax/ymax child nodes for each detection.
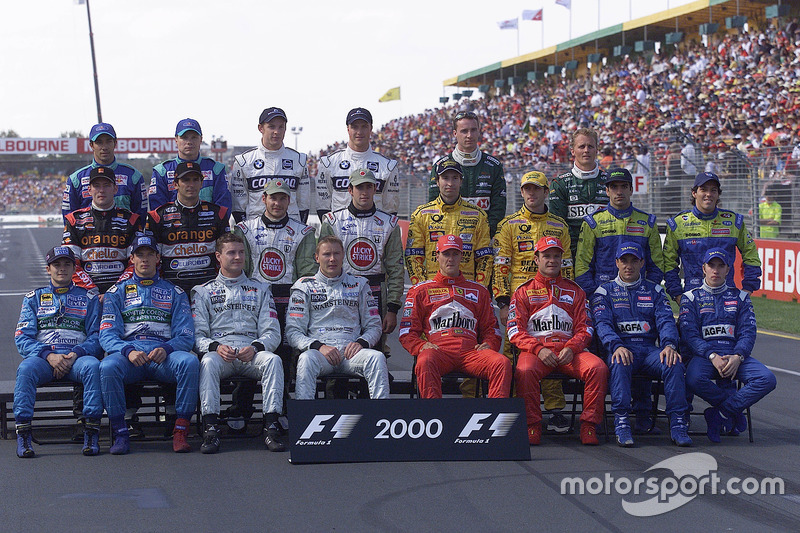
<box><xmin>458</xmin><ymin>413</ymin><xmax>519</xmax><ymax>438</ymax></box>
<box><xmin>298</xmin><ymin>414</ymin><xmax>362</xmax><ymax>439</ymax></box>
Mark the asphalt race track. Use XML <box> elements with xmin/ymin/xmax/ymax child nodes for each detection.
<box><xmin>1</xmin><ymin>225</ymin><xmax>799</xmax><ymax>532</ymax></box>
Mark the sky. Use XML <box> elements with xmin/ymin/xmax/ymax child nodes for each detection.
<box><xmin>0</xmin><ymin>0</ymin><xmax>696</xmax><ymax>155</ymax></box>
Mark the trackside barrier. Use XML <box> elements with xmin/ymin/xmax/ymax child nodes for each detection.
<box><xmin>734</xmin><ymin>238</ymin><xmax>800</xmax><ymax>302</ymax></box>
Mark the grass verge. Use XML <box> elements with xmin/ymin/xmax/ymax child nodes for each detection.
<box><xmin>669</xmin><ymin>295</ymin><xmax>800</xmax><ymax>336</ymax></box>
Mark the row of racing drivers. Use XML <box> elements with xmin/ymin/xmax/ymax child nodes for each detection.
<box><xmin>13</xmin><ymin>113</ymin><xmax>774</xmax><ymax>456</ymax></box>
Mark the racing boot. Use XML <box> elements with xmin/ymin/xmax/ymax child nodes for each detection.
<box><xmin>264</xmin><ymin>414</ymin><xmax>286</xmax><ymax>452</ymax></box>
<box><xmin>728</xmin><ymin>411</ymin><xmax>748</xmax><ymax>436</ymax></box>
<box><xmin>82</xmin><ymin>418</ymin><xmax>101</xmax><ymax>456</ymax></box>
<box><xmin>16</xmin><ymin>422</ymin><xmax>35</xmax><ymax>458</ymax></box>
<box><xmin>546</xmin><ymin>412</ymin><xmax>570</xmax><ymax>434</ymax></box>
<box><xmin>614</xmin><ymin>415</ymin><xmax>634</xmax><ymax>447</ymax></box>
<box><xmin>703</xmin><ymin>407</ymin><xmax>733</xmax><ymax>444</ymax></box>
<box><xmin>634</xmin><ymin>414</ymin><xmax>661</xmax><ymax>435</ymax></box>
<box><xmin>200</xmin><ymin>414</ymin><xmax>220</xmax><ymax>454</ymax></box>
<box><xmin>264</xmin><ymin>427</ymin><xmax>286</xmax><ymax>452</ymax></box>
<box><xmin>172</xmin><ymin>418</ymin><xmax>192</xmax><ymax>453</ymax></box>
<box><xmin>669</xmin><ymin>414</ymin><xmax>692</xmax><ymax>447</ymax></box>
<box><xmin>109</xmin><ymin>418</ymin><xmax>130</xmax><ymax>455</ymax></box>
<box><xmin>126</xmin><ymin>415</ymin><xmax>146</xmax><ymax>440</ymax></box>
<box><xmin>580</xmin><ymin>422</ymin><xmax>600</xmax><ymax>446</ymax></box>
<box><xmin>70</xmin><ymin>417</ymin><xmax>86</xmax><ymax>443</ymax></box>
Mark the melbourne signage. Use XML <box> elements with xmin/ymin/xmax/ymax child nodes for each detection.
<box><xmin>734</xmin><ymin>239</ymin><xmax>800</xmax><ymax>302</ymax></box>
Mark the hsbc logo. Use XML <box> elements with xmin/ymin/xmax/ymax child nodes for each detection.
<box><xmin>456</xmin><ymin>413</ymin><xmax>520</xmax><ymax>443</ymax></box>
<box><xmin>296</xmin><ymin>414</ymin><xmax>362</xmax><ymax>445</ymax></box>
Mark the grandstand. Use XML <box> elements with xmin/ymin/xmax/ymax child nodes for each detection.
<box><xmin>327</xmin><ymin>0</ymin><xmax>798</xmax><ymax>237</ymax></box>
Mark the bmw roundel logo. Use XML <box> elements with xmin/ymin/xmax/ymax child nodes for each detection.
<box><xmin>339</xmin><ymin>160</ymin><xmax>351</xmax><ymax>170</ymax></box>
<box><xmin>254</xmin><ymin>159</ymin><xmax>265</xmax><ymax>169</ymax></box>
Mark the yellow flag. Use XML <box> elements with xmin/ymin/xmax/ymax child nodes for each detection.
<box><xmin>379</xmin><ymin>87</ymin><xmax>401</xmax><ymax>102</ymax></box>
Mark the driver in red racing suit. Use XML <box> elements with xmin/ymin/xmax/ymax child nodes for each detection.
<box><xmin>399</xmin><ymin>234</ymin><xmax>511</xmax><ymax>399</ymax></box>
<box><xmin>508</xmin><ymin>236</ymin><xmax>608</xmax><ymax>445</ymax></box>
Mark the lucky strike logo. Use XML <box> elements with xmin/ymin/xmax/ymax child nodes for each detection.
<box><xmin>259</xmin><ymin>249</ymin><xmax>285</xmax><ymax>281</ymax></box>
<box><xmin>348</xmin><ymin>238</ymin><xmax>377</xmax><ymax>270</ymax></box>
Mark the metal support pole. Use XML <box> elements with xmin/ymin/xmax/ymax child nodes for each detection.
<box><xmin>85</xmin><ymin>0</ymin><xmax>103</xmax><ymax>123</ymax></box>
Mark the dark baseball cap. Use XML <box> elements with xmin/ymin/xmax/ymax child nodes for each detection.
<box><xmin>259</xmin><ymin>107</ymin><xmax>287</xmax><ymax>124</ymax></box>
<box><xmin>346</xmin><ymin>107</ymin><xmax>373</xmax><ymax>125</ymax></box>
<box><xmin>130</xmin><ymin>235</ymin><xmax>159</xmax><ymax>254</ymax></box>
<box><xmin>90</xmin><ymin>122</ymin><xmax>117</xmax><ymax>141</ymax></box>
<box><xmin>703</xmin><ymin>248</ymin><xmax>731</xmax><ymax>266</ymax></box>
<box><xmin>174</xmin><ymin>161</ymin><xmax>204</xmax><ymax>181</ymax></box>
<box><xmin>694</xmin><ymin>171</ymin><xmax>720</xmax><ymax>188</ymax></box>
<box><xmin>606</xmin><ymin>167</ymin><xmax>633</xmax><ymax>184</ymax></box>
<box><xmin>89</xmin><ymin>166</ymin><xmax>116</xmax><ymax>184</ymax></box>
<box><xmin>616</xmin><ymin>241</ymin><xmax>644</xmax><ymax>259</ymax></box>
<box><xmin>175</xmin><ymin>118</ymin><xmax>202</xmax><ymax>137</ymax></box>
<box><xmin>434</xmin><ymin>157</ymin><xmax>463</xmax><ymax>176</ymax></box>
<box><xmin>45</xmin><ymin>246</ymin><xmax>75</xmax><ymax>265</ymax></box>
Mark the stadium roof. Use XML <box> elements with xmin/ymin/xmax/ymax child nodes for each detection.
<box><xmin>444</xmin><ymin>0</ymin><xmax>779</xmax><ymax>88</ymax></box>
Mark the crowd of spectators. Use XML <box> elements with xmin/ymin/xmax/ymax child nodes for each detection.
<box><xmin>0</xmin><ymin>173</ymin><xmax>64</xmax><ymax>214</ymax></box>
<box><xmin>309</xmin><ymin>19</ymin><xmax>800</xmax><ymax>186</ymax></box>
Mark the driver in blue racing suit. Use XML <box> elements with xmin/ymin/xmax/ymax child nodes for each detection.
<box><xmin>13</xmin><ymin>247</ymin><xmax>103</xmax><ymax>458</ymax></box>
<box><xmin>679</xmin><ymin>248</ymin><xmax>776</xmax><ymax>443</ymax></box>
<box><xmin>99</xmin><ymin>235</ymin><xmax>198</xmax><ymax>455</ymax></box>
<box><xmin>591</xmin><ymin>242</ymin><xmax>691</xmax><ymax>447</ymax></box>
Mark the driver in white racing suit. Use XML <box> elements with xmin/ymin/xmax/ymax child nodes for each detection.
<box><xmin>286</xmin><ymin>235</ymin><xmax>389</xmax><ymax>400</ymax></box>
<box><xmin>229</xmin><ymin>107</ymin><xmax>311</xmax><ymax>223</ymax></box>
<box><xmin>315</xmin><ymin>107</ymin><xmax>399</xmax><ymax>217</ymax></box>
<box><xmin>192</xmin><ymin>233</ymin><xmax>286</xmax><ymax>453</ymax></box>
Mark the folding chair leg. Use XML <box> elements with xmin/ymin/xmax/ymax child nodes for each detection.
<box><xmin>746</xmin><ymin>407</ymin><xmax>753</xmax><ymax>443</ymax></box>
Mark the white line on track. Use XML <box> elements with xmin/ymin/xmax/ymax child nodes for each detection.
<box><xmin>766</xmin><ymin>365</ymin><xmax>800</xmax><ymax>378</ymax></box>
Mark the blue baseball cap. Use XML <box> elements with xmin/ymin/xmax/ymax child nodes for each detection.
<box><xmin>90</xmin><ymin>123</ymin><xmax>117</xmax><ymax>141</ymax></box>
<box><xmin>175</xmin><ymin>118</ymin><xmax>202</xmax><ymax>137</ymax></box>
<box><xmin>616</xmin><ymin>241</ymin><xmax>644</xmax><ymax>259</ymax></box>
<box><xmin>346</xmin><ymin>107</ymin><xmax>373</xmax><ymax>125</ymax></box>
<box><xmin>259</xmin><ymin>107</ymin><xmax>287</xmax><ymax>124</ymax></box>
<box><xmin>130</xmin><ymin>235</ymin><xmax>159</xmax><ymax>254</ymax></box>
<box><xmin>45</xmin><ymin>246</ymin><xmax>75</xmax><ymax>264</ymax></box>
<box><xmin>694</xmin><ymin>171</ymin><xmax>720</xmax><ymax>188</ymax></box>
<box><xmin>703</xmin><ymin>248</ymin><xmax>731</xmax><ymax>266</ymax></box>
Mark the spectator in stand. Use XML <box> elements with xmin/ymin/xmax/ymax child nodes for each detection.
<box><xmin>758</xmin><ymin>187</ymin><xmax>782</xmax><ymax>239</ymax></box>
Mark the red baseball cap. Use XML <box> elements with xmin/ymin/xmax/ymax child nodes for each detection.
<box><xmin>535</xmin><ymin>236</ymin><xmax>564</xmax><ymax>253</ymax></box>
<box><xmin>436</xmin><ymin>234</ymin><xmax>463</xmax><ymax>253</ymax></box>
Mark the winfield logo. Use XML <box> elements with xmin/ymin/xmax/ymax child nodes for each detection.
<box><xmin>560</xmin><ymin>453</ymin><xmax>784</xmax><ymax>516</ymax></box>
